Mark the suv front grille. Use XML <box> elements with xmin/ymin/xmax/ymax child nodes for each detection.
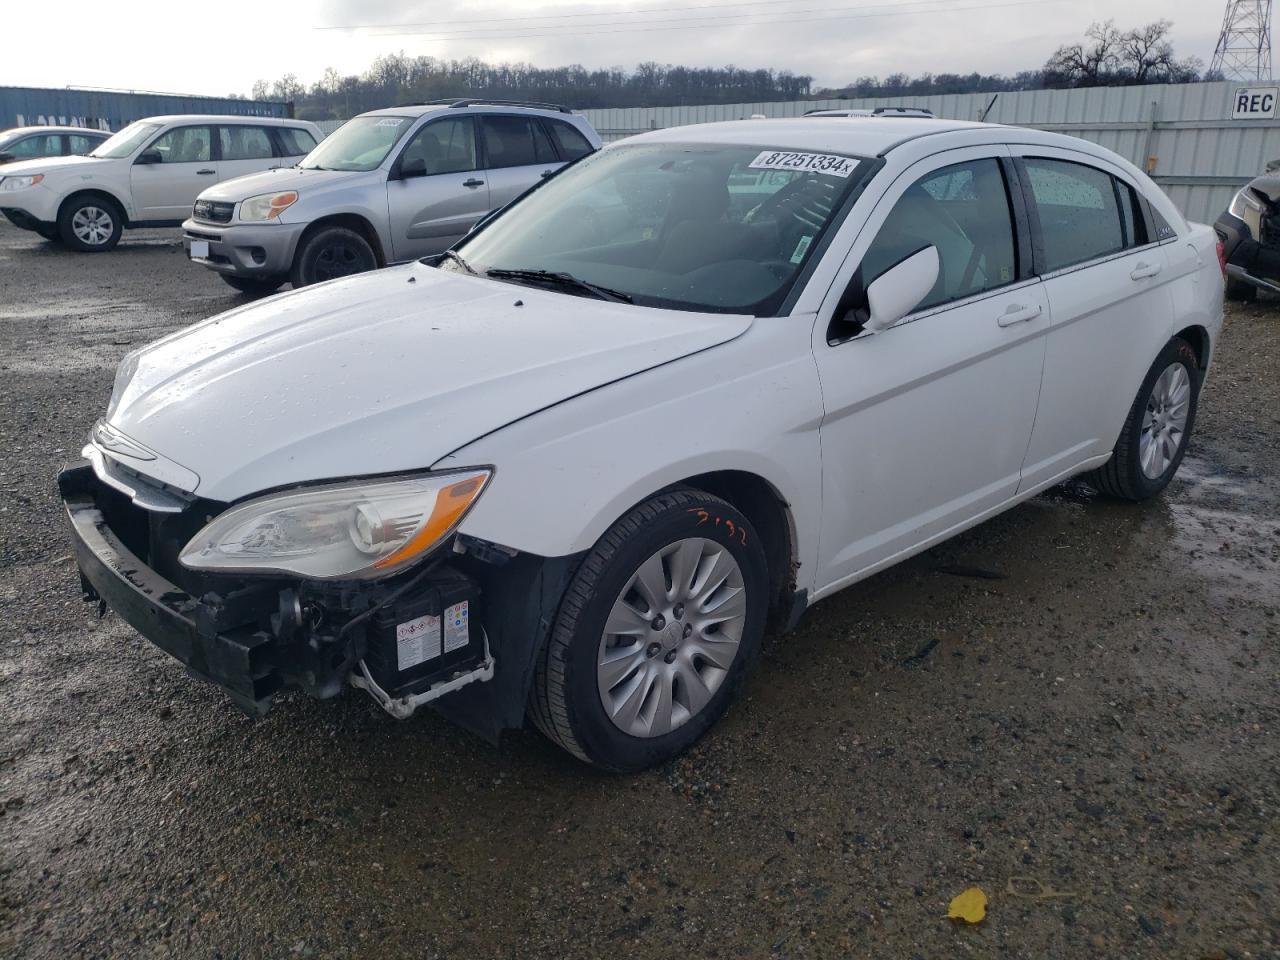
<box><xmin>193</xmin><ymin>199</ymin><xmax>234</xmax><ymax>224</ymax></box>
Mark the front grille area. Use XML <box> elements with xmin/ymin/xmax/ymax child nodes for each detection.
<box><xmin>193</xmin><ymin>199</ymin><xmax>234</xmax><ymax>223</ymax></box>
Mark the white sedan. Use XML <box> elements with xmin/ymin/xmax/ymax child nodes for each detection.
<box><xmin>61</xmin><ymin>116</ymin><xmax>1223</xmax><ymax>771</ymax></box>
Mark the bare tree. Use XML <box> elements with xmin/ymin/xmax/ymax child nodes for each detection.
<box><xmin>1046</xmin><ymin>20</ymin><xmax>1123</xmax><ymax>86</ymax></box>
<box><xmin>1120</xmin><ymin>20</ymin><xmax>1177</xmax><ymax>83</ymax></box>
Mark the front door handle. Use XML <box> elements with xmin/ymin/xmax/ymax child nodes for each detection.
<box><xmin>463</xmin><ymin>178</ymin><xmax>485</xmax><ymax>188</ymax></box>
<box><xmin>1130</xmin><ymin>261</ymin><xmax>1163</xmax><ymax>280</ymax></box>
<box><xmin>196</xmin><ymin>168</ymin><xmax>216</xmax><ymax>175</ymax></box>
<box><xmin>997</xmin><ymin>303</ymin><xmax>1043</xmax><ymax>327</ymax></box>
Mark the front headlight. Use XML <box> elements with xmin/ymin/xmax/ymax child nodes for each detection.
<box><xmin>180</xmin><ymin>470</ymin><xmax>491</xmax><ymax>580</ymax></box>
<box><xmin>1229</xmin><ymin>186</ymin><xmax>1264</xmax><ymax>220</ymax></box>
<box><xmin>0</xmin><ymin>174</ymin><xmax>44</xmax><ymax>191</ymax></box>
<box><xmin>239</xmin><ymin>190</ymin><xmax>298</xmax><ymax>221</ymax></box>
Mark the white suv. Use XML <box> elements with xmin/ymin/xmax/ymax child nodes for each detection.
<box><xmin>181</xmin><ymin>99</ymin><xmax>601</xmax><ymax>294</ymax></box>
<box><xmin>0</xmin><ymin>115</ymin><xmax>321</xmax><ymax>251</ymax></box>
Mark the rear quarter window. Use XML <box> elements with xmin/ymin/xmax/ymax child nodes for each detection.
<box><xmin>547</xmin><ymin>120</ymin><xmax>594</xmax><ymax>161</ymax></box>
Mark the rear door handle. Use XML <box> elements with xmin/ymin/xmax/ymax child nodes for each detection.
<box><xmin>997</xmin><ymin>303</ymin><xmax>1042</xmax><ymax>327</ymax></box>
<box><xmin>196</xmin><ymin>168</ymin><xmax>216</xmax><ymax>175</ymax></box>
<box><xmin>1130</xmin><ymin>261</ymin><xmax>1162</xmax><ymax>280</ymax></box>
<box><xmin>540</xmin><ymin>169</ymin><xmax>557</xmax><ymax>179</ymax></box>
<box><xmin>463</xmin><ymin>178</ymin><xmax>485</xmax><ymax>188</ymax></box>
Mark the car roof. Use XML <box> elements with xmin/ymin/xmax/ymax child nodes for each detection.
<box><xmin>1</xmin><ymin>125</ymin><xmax>109</xmax><ymax>137</ymax></box>
<box><xmin>622</xmin><ymin>117</ymin><xmax>989</xmax><ymax>155</ymax></box>
<box><xmin>126</xmin><ymin>115</ymin><xmax>315</xmax><ymax>127</ymax></box>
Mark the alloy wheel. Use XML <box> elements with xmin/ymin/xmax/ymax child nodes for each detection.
<box><xmin>71</xmin><ymin>206</ymin><xmax>114</xmax><ymax>246</ymax></box>
<box><xmin>1139</xmin><ymin>362</ymin><xmax>1191</xmax><ymax>479</ymax></box>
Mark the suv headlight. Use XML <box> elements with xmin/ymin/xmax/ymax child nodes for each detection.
<box><xmin>0</xmin><ymin>174</ymin><xmax>44</xmax><ymax>191</ymax></box>
<box><xmin>1229</xmin><ymin>186</ymin><xmax>1264</xmax><ymax>220</ymax></box>
<box><xmin>180</xmin><ymin>470</ymin><xmax>491</xmax><ymax>580</ymax></box>
<box><xmin>239</xmin><ymin>190</ymin><xmax>298</xmax><ymax>221</ymax></box>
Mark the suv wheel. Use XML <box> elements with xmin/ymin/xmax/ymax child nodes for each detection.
<box><xmin>220</xmin><ymin>274</ymin><xmax>285</xmax><ymax>297</ymax></box>
<box><xmin>530</xmin><ymin>490</ymin><xmax>769</xmax><ymax>772</ymax></box>
<box><xmin>290</xmin><ymin>226</ymin><xmax>377</xmax><ymax>287</ymax></box>
<box><xmin>58</xmin><ymin>196</ymin><xmax>122</xmax><ymax>252</ymax></box>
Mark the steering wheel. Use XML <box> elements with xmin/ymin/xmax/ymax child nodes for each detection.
<box><xmin>743</xmin><ymin>177</ymin><xmax>816</xmax><ymax>225</ymax></box>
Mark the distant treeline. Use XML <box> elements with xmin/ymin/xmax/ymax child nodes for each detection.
<box><xmin>241</xmin><ymin>21</ymin><xmax>1214</xmax><ymax>120</ymax></box>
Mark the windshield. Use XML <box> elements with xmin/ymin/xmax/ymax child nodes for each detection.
<box><xmin>299</xmin><ymin>115</ymin><xmax>413</xmax><ymax>171</ymax></box>
<box><xmin>454</xmin><ymin>142</ymin><xmax>869</xmax><ymax>314</ymax></box>
<box><xmin>89</xmin><ymin>121</ymin><xmax>163</xmax><ymax>159</ymax></box>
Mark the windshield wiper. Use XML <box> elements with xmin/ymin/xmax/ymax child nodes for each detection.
<box><xmin>485</xmin><ymin>268</ymin><xmax>633</xmax><ymax>304</ymax></box>
<box><xmin>438</xmin><ymin>249</ymin><xmax>476</xmax><ymax>274</ymax></box>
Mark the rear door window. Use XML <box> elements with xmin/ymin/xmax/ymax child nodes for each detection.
<box><xmin>66</xmin><ymin>134</ymin><xmax>101</xmax><ymax>154</ymax></box>
<box><xmin>1024</xmin><ymin>158</ymin><xmax>1125</xmax><ymax>272</ymax></box>
<box><xmin>546</xmin><ymin>119</ymin><xmax>593</xmax><ymax>161</ymax></box>
<box><xmin>862</xmin><ymin>158</ymin><xmax>1019</xmax><ymax>312</ymax></box>
<box><xmin>218</xmin><ymin>125</ymin><xmax>274</xmax><ymax>160</ymax></box>
<box><xmin>481</xmin><ymin>116</ymin><xmax>540</xmax><ymax>169</ymax></box>
<box><xmin>276</xmin><ymin>127</ymin><xmax>318</xmax><ymax>157</ymax></box>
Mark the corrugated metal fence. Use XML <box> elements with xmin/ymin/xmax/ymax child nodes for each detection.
<box><xmin>581</xmin><ymin>81</ymin><xmax>1277</xmax><ymax>222</ymax></box>
<box><xmin>0</xmin><ymin>86</ymin><xmax>292</xmax><ymax>134</ymax></box>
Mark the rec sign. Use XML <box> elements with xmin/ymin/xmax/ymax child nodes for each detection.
<box><xmin>1232</xmin><ymin>87</ymin><xmax>1280</xmax><ymax>119</ymax></box>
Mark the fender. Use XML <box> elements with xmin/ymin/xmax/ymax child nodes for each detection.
<box><xmin>439</xmin><ymin>315</ymin><xmax>827</xmax><ymax>598</ymax></box>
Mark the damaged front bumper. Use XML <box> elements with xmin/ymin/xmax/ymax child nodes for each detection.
<box><xmin>58</xmin><ymin>461</ymin><xmax>494</xmax><ymax>719</ymax></box>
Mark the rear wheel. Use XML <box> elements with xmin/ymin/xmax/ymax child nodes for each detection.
<box><xmin>1225</xmin><ymin>277</ymin><xmax>1257</xmax><ymax>302</ymax></box>
<box><xmin>219</xmin><ymin>274</ymin><xmax>285</xmax><ymax>296</ymax></box>
<box><xmin>290</xmin><ymin>226</ymin><xmax>377</xmax><ymax>287</ymax></box>
<box><xmin>530</xmin><ymin>489</ymin><xmax>769</xmax><ymax>772</ymax></box>
<box><xmin>1086</xmin><ymin>336</ymin><xmax>1202</xmax><ymax>501</ymax></box>
<box><xmin>57</xmin><ymin>195</ymin><xmax>122</xmax><ymax>252</ymax></box>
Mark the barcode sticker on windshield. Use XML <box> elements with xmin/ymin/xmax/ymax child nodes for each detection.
<box><xmin>748</xmin><ymin>151</ymin><xmax>859</xmax><ymax>178</ymax></box>
<box><xmin>375</xmin><ymin>118</ymin><xmax>405</xmax><ymax>127</ymax></box>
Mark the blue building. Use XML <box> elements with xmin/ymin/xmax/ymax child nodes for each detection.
<box><xmin>0</xmin><ymin>85</ymin><xmax>292</xmax><ymax>132</ymax></box>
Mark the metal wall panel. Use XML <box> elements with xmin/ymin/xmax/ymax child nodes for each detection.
<box><xmin>0</xmin><ymin>86</ymin><xmax>291</xmax><ymax>133</ymax></box>
<box><xmin>581</xmin><ymin>81</ymin><xmax>1280</xmax><ymax>221</ymax></box>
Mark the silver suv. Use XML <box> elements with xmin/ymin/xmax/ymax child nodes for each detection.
<box><xmin>182</xmin><ymin>99</ymin><xmax>601</xmax><ymax>294</ymax></box>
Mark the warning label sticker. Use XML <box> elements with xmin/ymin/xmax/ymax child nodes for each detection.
<box><xmin>396</xmin><ymin>614</ymin><xmax>441</xmax><ymax>671</ymax></box>
<box><xmin>443</xmin><ymin>601</ymin><xmax>470</xmax><ymax>654</ymax></box>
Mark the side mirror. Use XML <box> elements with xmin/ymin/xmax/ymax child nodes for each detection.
<box><xmin>135</xmin><ymin>149</ymin><xmax>162</xmax><ymax>165</ymax></box>
<box><xmin>399</xmin><ymin>156</ymin><xmax>427</xmax><ymax>179</ymax></box>
<box><xmin>863</xmin><ymin>246</ymin><xmax>939</xmax><ymax>334</ymax></box>
<box><xmin>0</xmin><ymin>152</ymin><xmax>13</xmax><ymax>163</ymax></box>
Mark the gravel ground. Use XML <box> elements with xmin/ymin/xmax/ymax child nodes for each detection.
<box><xmin>1</xmin><ymin>221</ymin><xmax>1278</xmax><ymax>960</ymax></box>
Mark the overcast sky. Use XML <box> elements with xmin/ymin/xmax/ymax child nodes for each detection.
<box><xmin>1</xmin><ymin>0</ymin><xmax>1227</xmax><ymax>96</ymax></box>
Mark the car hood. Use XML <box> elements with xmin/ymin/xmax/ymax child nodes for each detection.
<box><xmin>196</xmin><ymin>166</ymin><xmax>358</xmax><ymax>203</ymax></box>
<box><xmin>107</xmin><ymin>263</ymin><xmax>752</xmax><ymax>502</ymax></box>
<box><xmin>0</xmin><ymin>154</ymin><xmax>106</xmax><ymax>178</ymax></box>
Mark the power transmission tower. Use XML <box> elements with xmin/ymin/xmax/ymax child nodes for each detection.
<box><xmin>1212</xmin><ymin>1</ymin><xmax>1274</xmax><ymax>81</ymax></box>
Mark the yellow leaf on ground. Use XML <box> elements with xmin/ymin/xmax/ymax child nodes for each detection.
<box><xmin>947</xmin><ymin>886</ymin><xmax>988</xmax><ymax>924</ymax></box>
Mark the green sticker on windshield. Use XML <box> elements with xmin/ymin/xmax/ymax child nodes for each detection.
<box><xmin>791</xmin><ymin>235</ymin><xmax>813</xmax><ymax>264</ymax></box>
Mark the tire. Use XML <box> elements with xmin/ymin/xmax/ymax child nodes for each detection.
<box><xmin>57</xmin><ymin>194</ymin><xmax>123</xmax><ymax>252</ymax></box>
<box><xmin>289</xmin><ymin>226</ymin><xmax>377</xmax><ymax>287</ymax></box>
<box><xmin>1225</xmin><ymin>277</ymin><xmax>1257</xmax><ymax>302</ymax></box>
<box><xmin>530</xmin><ymin>489</ymin><xmax>769</xmax><ymax>772</ymax></box>
<box><xmin>219</xmin><ymin>273</ymin><xmax>285</xmax><ymax>296</ymax></box>
<box><xmin>1086</xmin><ymin>336</ymin><xmax>1202</xmax><ymax>501</ymax></box>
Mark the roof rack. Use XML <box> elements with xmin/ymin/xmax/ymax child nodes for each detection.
<box><xmin>804</xmin><ymin>106</ymin><xmax>935</xmax><ymax>118</ymax></box>
<box><xmin>391</xmin><ymin>98</ymin><xmax>573</xmax><ymax>114</ymax></box>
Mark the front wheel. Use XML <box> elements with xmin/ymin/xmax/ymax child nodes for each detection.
<box><xmin>219</xmin><ymin>273</ymin><xmax>285</xmax><ymax>296</ymax></box>
<box><xmin>530</xmin><ymin>490</ymin><xmax>769</xmax><ymax>772</ymax></box>
<box><xmin>289</xmin><ymin>226</ymin><xmax>376</xmax><ymax>287</ymax></box>
<box><xmin>1087</xmin><ymin>336</ymin><xmax>1202</xmax><ymax>501</ymax></box>
<box><xmin>57</xmin><ymin>195</ymin><xmax>122</xmax><ymax>252</ymax></box>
